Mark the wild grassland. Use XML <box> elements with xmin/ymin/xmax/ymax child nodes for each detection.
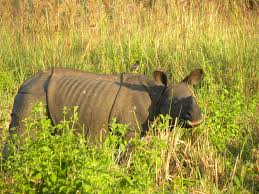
<box><xmin>0</xmin><ymin>0</ymin><xmax>258</xmax><ymax>193</ymax></box>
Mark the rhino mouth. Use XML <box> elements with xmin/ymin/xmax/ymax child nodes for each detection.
<box><xmin>185</xmin><ymin>119</ymin><xmax>203</xmax><ymax>127</ymax></box>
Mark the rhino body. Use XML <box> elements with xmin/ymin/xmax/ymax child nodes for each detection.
<box><xmin>9</xmin><ymin>68</ymin><xmax>168</xmax><ymax>141</ymax></box>
<box><xmin>5</xmin><ymin>67</ymin><xmax>204</xmax><ymax>154</ymax></box>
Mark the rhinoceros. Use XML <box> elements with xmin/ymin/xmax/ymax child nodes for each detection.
<box><xmin>6</xmin><ymin>67</ymin><xmax>204</xmax><ymax>145</ymax></box>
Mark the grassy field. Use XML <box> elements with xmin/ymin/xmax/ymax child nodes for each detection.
<box><xmin>0</xmin><ymin>0</ymin><xmax>258</xmax><ymax>193</ymax></box>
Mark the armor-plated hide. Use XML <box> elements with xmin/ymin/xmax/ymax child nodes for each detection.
<box><xmin>10</xmin><ymin>68</ymin><xmax>166</xmax><ymax>141</ymax></box>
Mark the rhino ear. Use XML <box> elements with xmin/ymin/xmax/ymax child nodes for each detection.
<box><xmin>153</xmin><ymin>71</ymin><xmax>167</xmax><ymax>86</ymax></box>
<box><xmin>182</xmin><ymin>69</ymin><xmax>204</xmax><ymax>85</ymax></box>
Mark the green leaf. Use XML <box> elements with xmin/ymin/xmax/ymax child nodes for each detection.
<box><xmin>51</xmin><ymin>172</ymin><xmax>57</xmax><ymax>183</ymax></box>
<box><xmin>82</xmin><ymin>183</ymin><xmax>91</xmax><ymax>192</ymax></box>
<box><xmin>233</xmin><ymin>176</ymin><xmax>240</xmax><ymax>186</ymax></box>
<box><xmin>35</xmin><ymin>172</ymin><xmax>42</xmax><ymax>180</ymax></box>
<box><xmin>59</xmin><ymin>186</ymin><xmax>67</xmax><ymax>193</ymax></box>
<box><xmin>42</xmin><ymin>187</ymin><xmax>49</xmax><ymax>192</ymax></box>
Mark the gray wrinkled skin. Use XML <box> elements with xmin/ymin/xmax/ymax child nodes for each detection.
<box><xmin>4</xmin><ymin>67</ymin><xmax>204</xmax><ymax>155</ymax></box>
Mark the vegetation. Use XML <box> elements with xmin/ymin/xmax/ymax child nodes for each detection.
<box><xmin>0</xmin><ymin>0</ymin><xmax>258</xmax><ymax>193</ymax></box>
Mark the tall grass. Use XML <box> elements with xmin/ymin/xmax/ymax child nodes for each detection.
<box><xmin>0</xmin><ymin>0</ymin><xmax>258</xmax><ymax>193</ymax></box>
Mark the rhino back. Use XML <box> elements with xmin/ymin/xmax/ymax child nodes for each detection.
<box><xmin>47</xmin><ymin>68</ymin><xmax>121</xmax><ymax>139</ymax></box>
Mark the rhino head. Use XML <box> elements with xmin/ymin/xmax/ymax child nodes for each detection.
<box><xmin>154</xmin><ymin>69</ymin><xmax>204</xmax><ymax>128</ymax></box>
